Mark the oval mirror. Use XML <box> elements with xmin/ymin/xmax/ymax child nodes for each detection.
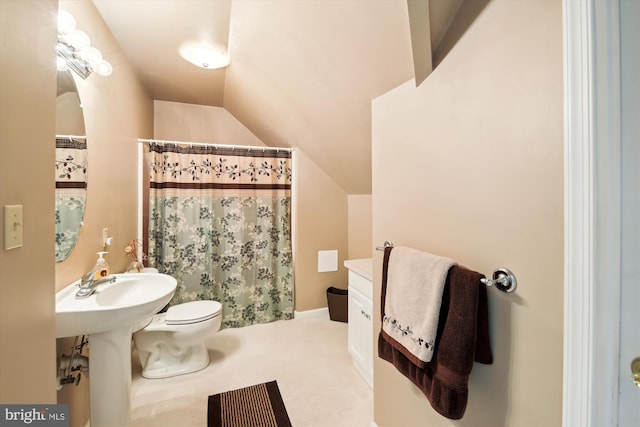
<box><xmin>55</xmin><ymin>68</ymin><xmax>87</xmax><ymax>262</ymax></box>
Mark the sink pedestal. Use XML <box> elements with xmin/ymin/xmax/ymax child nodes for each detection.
<box><xmin>55</xmin><ymin>273</ymin><xmax>177</xmax><ymax>427</ymax></box>
<box><xmin>89</xmin><ymin>326</ymin><xmax>133</xmax><ymax>427</ymax></box>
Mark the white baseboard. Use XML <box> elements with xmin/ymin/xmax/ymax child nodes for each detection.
<box><xmin>294</xmin><ymin>307</ymin><xmax>329</xmax><ymax>319</ymax></box>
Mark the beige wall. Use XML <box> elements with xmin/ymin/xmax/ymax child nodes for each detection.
<box><xmin>372</xmin><ymin>1</ymin><xmax>563</xmax><ymax>426</ymax></box>
<box><xmin>0</xmin><ymin>0</ymin><xmax>58</xmax><ymax>404</ymax></box>
<box><xmin>56</xmin><ymin>92</ymin><xmax>85</xmax><ymax>135</ymax></box>
<box><xmin>294</xmin><ymin>150</ymin><xmax>349</xmax><ymax>310</ymax></box>
<box><xmin>154</xmin><ymin>100</ymin><xmax>265</xmax><ymax>146</ymax></box>
<box><xmin>53</xmin><ymin>2</ymin><xmax>153</xmax><ymax>426</ymax></box>
<box><xmin>347</xmin><ymin>195</ymin><xmax>372</xmax><ymax>259</ymax></box>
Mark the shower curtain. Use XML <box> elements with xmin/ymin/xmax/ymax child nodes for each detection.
<box><xmin>55</xmin><ymin>137</ymin><xmax>87</xmax><ymax>262</ymax></box>
<box><xmin>145</xmin><ymin>142</ymin><xmax>294</xmax><ymax>328</ymax></box>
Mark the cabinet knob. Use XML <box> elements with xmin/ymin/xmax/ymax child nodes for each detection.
<box><xmin>632</xmin><ymin>357</ymin><xmax>640</xmax><ymax>388</ymax></box>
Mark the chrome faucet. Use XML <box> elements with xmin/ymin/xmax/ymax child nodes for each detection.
<box><xmin>76</xmin><ymin>268</ymin><xmax>116</xmax><ymax>298</ymax></box>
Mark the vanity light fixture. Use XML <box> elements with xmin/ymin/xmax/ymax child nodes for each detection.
<box><xmin>178</xmin><ymin>41</ymin><xmax>230</xmax><ymax>69</ymax></box>
<box><xmin>57</xmin><ymin>9</ymin><xmax>112</xmax><ymax>79</ymax></box>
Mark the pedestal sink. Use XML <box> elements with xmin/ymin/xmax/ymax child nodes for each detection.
<box><xmin>56</xmin><ymin>273</ymin><xmax>176</xmax><ymax>427</ymax></box>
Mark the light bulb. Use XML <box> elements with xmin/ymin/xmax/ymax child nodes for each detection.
<box><xmin>80</xmin><ymin>47</ymin><xmax>103</xmax><ymax>66</ymax></box>
<box><xmin>57</xmin><ymin>10</ymin><xmax>76</xmax><ymax>35</ymax></box>
<box><xmin>67</xmin><ymin>30</ymin><xmax>90</xmax><ymax>50</ymax></box>
<box><xmin>56</xmin><ymin>57</ymin><xmax>69</xmax><ymax>72</ymax></box>
<box><xmin>94</xmin><ymin>60</ymin><xmax>112</xmax><ymax>77</ymax></box>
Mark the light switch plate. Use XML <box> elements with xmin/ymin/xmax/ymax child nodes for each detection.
<box><xmin>4</xmin><ymin>205</ymin><xmax>24</xmax><ymax>250</ymax></box>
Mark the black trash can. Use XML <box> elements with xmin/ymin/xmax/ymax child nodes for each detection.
<box><xmin>326</xmin><ymin>286</ymin><xmax>348</xmax><ymax>323</ymax></box>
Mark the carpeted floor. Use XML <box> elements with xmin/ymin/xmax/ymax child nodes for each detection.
<box><xmin>130</xmin><ymin>316</ymin><xmax>373</xmax><ymax>426</ymax></box>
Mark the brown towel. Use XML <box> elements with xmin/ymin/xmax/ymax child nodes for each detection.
<box><xmin>378</xmin><ymin>246</ymin><xmax>493</xmax><ymax>420</ymax></box>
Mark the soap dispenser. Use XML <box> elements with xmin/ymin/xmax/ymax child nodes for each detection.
<box><xmin>93</xmin><ymin>251</ymin><xmax>110</xmax><ymax>279</ymax></box>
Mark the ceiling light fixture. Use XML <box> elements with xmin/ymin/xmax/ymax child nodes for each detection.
<box><xmin>57</xmin><ymin>9</ymin><xmax>112</xmax><ymax>79</ymax></box>
<box><xmin>179</xmin><ymin>41</ymin><xmax>230</xmax><ymax>70</ymax></box>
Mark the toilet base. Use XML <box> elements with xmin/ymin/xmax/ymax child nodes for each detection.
<box><xmin>133</xmin><ymin>301</ymin><xmax>222</xmax><ymax>379</ymax></box>
<box><xmin>138</xmin><ymin>341</ymin><xmax>211</xmax><ymax>379</ymax></box>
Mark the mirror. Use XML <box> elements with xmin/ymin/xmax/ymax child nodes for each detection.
<box><xmin>55</xmin><ymin>68</ymin><xmax>87</xmax><ymax>262</ymax></box>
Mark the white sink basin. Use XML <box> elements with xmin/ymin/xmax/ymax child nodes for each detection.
<box><xmin>55</xmin><ymin>272</ymin><xmax>176</xmax><ymax>338</ymax></box>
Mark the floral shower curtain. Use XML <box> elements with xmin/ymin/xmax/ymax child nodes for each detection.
<box><xmin>55</xmin><ymin>137</ymin><xmax>87</xmax><ymax>262</ymax></box>
<box><xmin>145</xmin><ymin>142</ymin><xmax>294</xmax><ymax>329</ymax></box>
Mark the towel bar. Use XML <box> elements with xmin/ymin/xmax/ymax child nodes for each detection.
<box><xmin>375</xmin><ymin>241</ymin><xmax>517</xmax><ymax>293</ymax></box>
<box><xmin>375</xmin><ymin>240</ymin><xmax>395</xmax><ymax>251</ymax></box>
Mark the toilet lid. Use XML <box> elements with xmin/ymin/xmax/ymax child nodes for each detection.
<box><xmin>165</xmin><ymin>300</ymin><xmax>222</xmax><ymax>325</ymax></box>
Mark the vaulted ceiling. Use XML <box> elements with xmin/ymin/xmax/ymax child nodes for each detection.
<box><xmin>92</xmin><ymin>0</ymin><xmax>465</xmax><ymax>194</ymax></box>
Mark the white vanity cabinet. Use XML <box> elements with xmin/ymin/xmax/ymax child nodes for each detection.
<box><xmin>344</xmin><ymin>259</ymin><xmax>373</xmax><ymax>389</ymax></box>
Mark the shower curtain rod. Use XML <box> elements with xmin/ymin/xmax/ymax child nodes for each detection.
<box><xmin>56</xmin><ymin>134</ymin><xmax>87</xmax><ymax>140</ymax></box>
<box><xmin>137</xmin><ymin>138</ymin><xmax>293</xmax><ymax>153</ymax></box>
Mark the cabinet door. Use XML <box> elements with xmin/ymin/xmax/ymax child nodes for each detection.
<box><xmin>361</xmin><ymin>290</ymin><xmax>373</xmax><ymax>385</ymax></box>
<box><xmin>348</xmin><ymin>286</ymin><xmax>367</xmax><ymax>366</ymax></box>
<box><xmin>349</xmin><ymin>286</ymin><xmax>373</xmax><ymax>388</ymax></box>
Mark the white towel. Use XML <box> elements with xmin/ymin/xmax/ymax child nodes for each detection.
<box><xmin>382</xmin><ymin>246</ymin><xmax>457</xmax><ymax>365</ymax></box>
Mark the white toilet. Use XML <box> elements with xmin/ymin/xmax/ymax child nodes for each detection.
<box><xmin>133</xmin><ymin>300</ymin><xmax>223</xmax><ymax>379</ymax></box>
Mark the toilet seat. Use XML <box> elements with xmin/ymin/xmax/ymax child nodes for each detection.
<box><xmin>165</xmin><ymin>300</ymin><xmax>222</xmax><ymax>325</ymax></box>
